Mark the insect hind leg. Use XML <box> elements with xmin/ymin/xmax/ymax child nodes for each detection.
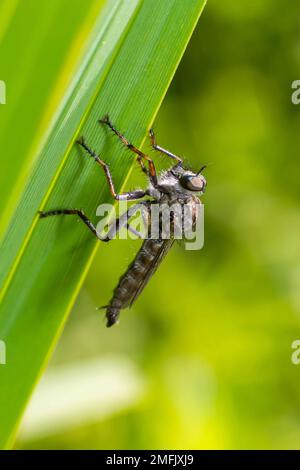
<box><xmin>39</xmin><ymin>209</ymin><xmax>101</xmax><ymax>239</ymax></box>
<box><xmin>39</xmin><ymin>200</ymin><xmax>150</xmax><ymax>242</ymax></box>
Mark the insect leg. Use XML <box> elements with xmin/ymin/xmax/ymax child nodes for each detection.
<box><xmin>99</xmin><ymin>115</ymin><xmax>158</xmax><ymax>185</ymax></box>
<box><xmin>126</xmin><ymin>200</ymin><xmax>151</xmax><ymax>239</ymax></box>
<box><xmin>77</xmin><ymin>137</ymin><xmax>146</xmax><ymax>201</ymax></box>
<box><xmin>126</xmin><ymin>224</ymin><xmax>144</xmax><ymax>239</ymax></box>
<box><xmin>149</xmin><ymin>128</ymin><xmax>182</xmax><ymax>163</ymax></box>
<box><xmin>104</xmin><ymin>201</ymin><xmax>150</xmax><ymax>241</ymax></box>
<box><xmin>39</xmin><ymin>209</ymin><xmax>101</xmax><ymax>238</ymax></box>
<box><xmin>39</xmin><ymin>201</ymin><xmax>151</xmax><ymax>242</ymax></box>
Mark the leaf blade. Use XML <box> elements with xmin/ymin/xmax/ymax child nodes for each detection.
<box><xmin>0</xmin><ymin>0</ymin><xmax>206</xmax><ymax>448</ymax></box>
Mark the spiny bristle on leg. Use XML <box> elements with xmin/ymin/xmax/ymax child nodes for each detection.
<box><xmin>99</xmin><ymin>114</ymin><xmax>110</xmax><ymax>125</ymax></box>
<box><xmin>76</xmin><ymin>136</ymin><xmax>85</xmax><ymax>146</ymax></box>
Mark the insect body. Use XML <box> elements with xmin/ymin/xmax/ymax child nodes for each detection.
<box><xmin>105</xmin><ymin>237</ymin><xmax>174</xmax><ymax>326</ymax></box>
<box><xmin>39</xmin><ymin>116</ymin><xmax>207</xmax><ymax>327</ymax></box>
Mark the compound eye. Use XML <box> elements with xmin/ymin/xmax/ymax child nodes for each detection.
<box><xmin>180</xmin><ymin>175</ymin><xmax>205</xmax><ymax>191</ymax></box>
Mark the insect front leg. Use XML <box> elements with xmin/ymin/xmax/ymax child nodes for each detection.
<box><xmin>149</xmin><ymin>128</ymin><xmax>182</xmax><ymax>163</ymax></box>
<box><xmin>77</xmin><ymin>137</ymin><xmax>146</xmax><ymax>201</ymax></box>
<box><xmin>99</xmin><ymin>115</ymin><xmax>158</xmax><ymax>186</ymax></box>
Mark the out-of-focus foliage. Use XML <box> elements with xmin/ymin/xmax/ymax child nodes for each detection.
<box><xmin>0</xmin><ymin>0</ymin><xmax>206</xmax><ymax>449</ymax></box>
<box><xmin>17</xmin><ymin>0</ymin><xmax>300</xmax><ymax>449</ymax></box>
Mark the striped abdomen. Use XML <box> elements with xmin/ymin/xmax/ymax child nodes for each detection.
<box><xmin>106</xmin><ymin>238</ymin><xmax>173</xmax><ymax>327</ymax></box>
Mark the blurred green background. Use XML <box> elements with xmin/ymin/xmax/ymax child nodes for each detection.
<box><xmin>2</xmin><ymin>0</ymin><xmax>300</xmax><ymax>449</ymax></box>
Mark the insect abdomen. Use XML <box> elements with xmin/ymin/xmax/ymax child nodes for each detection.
<box><xmin>106</xmin><ymin>239</ymin><xmax>165</xmax><ymax>327</ymax></box>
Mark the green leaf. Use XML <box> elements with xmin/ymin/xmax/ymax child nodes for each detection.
<box><xmin>0</xmin><ymin>0</ymin><xmax>206</xmax><ymax>448</ymax></box>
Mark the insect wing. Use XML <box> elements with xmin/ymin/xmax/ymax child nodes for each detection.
<box><xmin>129</xmin><ymin>238</ymin><xmax>174</xmax><ymax>307</ymax></box>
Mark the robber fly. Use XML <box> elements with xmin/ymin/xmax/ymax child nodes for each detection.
<box><xmin>39</xmin><ymin>116</ymin><xmax>207</xmax><ymax>327</ymax></box>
